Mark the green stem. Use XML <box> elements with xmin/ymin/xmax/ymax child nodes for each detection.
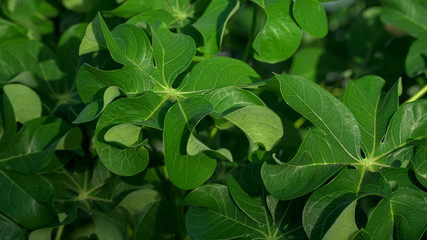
<box><xmin>54</xmin><ymin>225</ymin><xmax>65</xmax><ymax>240</ymax></box>
<box><xmin>242</xmin><ymin>4</ymin><xmax>258</xmax><ymax>63</ymax></box>
<box><xmin>405</xmin><ymin>84</ymin><xmax>427</xmax><ymax>103</ymax></box>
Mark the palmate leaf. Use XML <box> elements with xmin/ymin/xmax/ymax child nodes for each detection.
<box><xmin>77</xmin><ymin>14</ymin><xmax>283</xmax><ymax>189</ymax></box>
<box><xmin>354</xmin><ymin>168</ymin><xmax>427</xmax><ymax>240</ymax></box>
<box><xmin>302</xmin><ymin>167</ymin><xmax>391</xmax><ymax>240</ymax></box>
<box><xmin>262</xmin><ymin>74</ymin><xmax>427</xmax><ymax>238</ymax></box>
<box><xmin>251</xmin><ymin>0</ymin><xmax>302</xmax><ymax>63</ymax></box>
<box><xmin>185</xmin><ymin>165</ymin><xmax>306</xmax><ymax>240</ymax></box>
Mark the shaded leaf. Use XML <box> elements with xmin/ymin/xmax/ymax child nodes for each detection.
<box><xmin>0</xmin><ymin>213</ymin><xmax>26</xmax><ymax>240</ymax></box>
<box><xmin>303</xmin><ymin>168</ymin><xmax>391</xmax><ymax>240</ymax></box>
<box><xmin>193</xmin><ymin>0</ymin><xmax>239</xmax><ymax>57</ymax></box>
<box><xmin>0</xmin><ymin>169</ymin><xmax>56</xmax><ymax>229</ymax></box>
<box><xmin>405</xmin><ymin>39</ymin><xmax>427</xmax><ymax>77</ymax></box>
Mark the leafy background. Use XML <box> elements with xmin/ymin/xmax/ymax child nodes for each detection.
<box><xmin>0</xmin><ymin>0</ymin><xmax>426</xmax><ymax>239</ymax></box>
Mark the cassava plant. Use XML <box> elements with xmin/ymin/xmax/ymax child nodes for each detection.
<box><xmin>0</xmin><ymin>0</ymin><xmax>426</xmax><ymax>239</ymax></box>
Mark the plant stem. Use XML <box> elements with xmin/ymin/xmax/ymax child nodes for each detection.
<box><xmin>405</xmin><ymin>84</ymin><xmax>427</xmax><ymax>103</ymax></box>
<box><xmin>242</xmin><ymin>4</ymin><xmax>258</xmax><ymax>63</ymax></box>
<box><xmin>207</xmin><ymin>127</ymin><xmax>218</xmax><ymax>146</ymax></box>
<box><xmin>55</xmin><ymin>225</ymin><xmax>65</xmax><ymax>240</ymax></box>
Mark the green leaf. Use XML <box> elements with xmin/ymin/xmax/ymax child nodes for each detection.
<box><xmin>3</xmin><ymin>84</ymin><xmax>42</xmax><ymax>124</ymax></box>
<box><xmin>0</xmin><ymin>18</ymin><xmax>27</xmax><ymax>42</ymax></box>
<box><xmin>362</xmin><ymin>168</ymin><xmax>427</xmax><ymax>240</ymax></box>
<box><xmin>185</xmin><ymin>183</ymin><xmax>306</xmax><ymax>239</ymax></box>
<box><xmin>79</xmin><ymin>14</ymin><xmax>107</xmax><ymax>55</ymax></box>
<box><xmin>0</xmin><ymin>213</ymin><xmax>26</xmax><ymax>240</ymax></box>
<box><xmin>381</xmin><ymin>0</ymin><xmax>427</xmax><ymax>40</ymax></box>
<box><xmin>413</xmin><ymin>140</ymin><xmax>427</xmax><ymax>188</ymax></box>
<box><xmin>95</xmin><ymin>92</ymin><xmax>169</xmax><ymax>176</ymax></box>
<box><xmin>223</xmin><ymin>105</ymin><xmax>283</xmax><ymax>152</ymax></box>
<box><xmin>375</xmin><ymin>100</ymin><xmax>427</xmax><ymax>158</ymax></box>
<box><xmin>29</xmin><ymin>228</ymin><xmax>53</xmax><ymax>240</ymax></box>
<box><xmin>104</xmin><ymin>123</ymin><xmax>142</xmax><ymax>147</ymax></box>
<box><xmin>134</xmin><ymin>201</ymin><xmax>177</xmax><ymax>240</ymax></box>
<box><xmin>73</xmin><ymin>86</ymin><xmax>121</xmax><ymax>123</ymax></box>
<box><xmin>56</xmin><ymin>127</ymin><xmax>83</xmax><ymax>151</ymax></box>
<box><xmin>185</xmin><ymin>184</ymin><xmax>266</xmax><ymax>239</ymax></box>
<box><xmin>0</xmin><ymin>117</ymin><xmax>71</xmax><ymax>173</ymax></box>
<box><xmin>343</xmin><ymin>76</ymin><xmax>399</xmax><ymax>158</ymax></box>
<box><xmin>104</xmin><ymin>0</ymin><xmax>169</xmax><ymax>18</ymax></box>
<box><xmin>405</xmin><ymin>39</ymin><xmax>427</xmax><ymax>77</ymax></box>
<box><xmin>163</xmin><ymin>98</ymin><xmax>216</xmax><ymax>189</ymax></box>
<box><xmin>278</xmin><ymin>74</ymin><xmax>361</xmax><ymax>160</ymax></box>
<box><xmin>293</xmin><ymin>0</ymin><xmax>328</xmax><ymax>38</ymax></box>
<box><xmin>262</xmin><ymin>129</ymin><xmax>351</xmax><ymax>200</ymax></box>
<box><xmin>192</xmin><ymin>0</ymin><xmax>239</xmax><ymax>57</ymax></box>
<box><xmin>0</xmin><ymin>169</ymin><xmax>56</xmax><ymax>229</ymax></box>
<box><xmin>303</xmin><ymin>167</ymin><xmax>392</xmax><ymax>240</ymax></box>
<box><xmin>58</xmin><ymin>23</ymin><xmax>88</xmax><ymax>79</ymax></box>
<box><xmin>77</xmin><ymin>14</ymin><xmax>196</xmax><ymax>101</ymax></box>
<box><xmin>178</xmin><ymin>57</ymin><xmax>261</xmax><ymax>92</ymax></box>
<box><xmin>226</xmin><ymin>164</ymin><xmax>266</xmax><ymax>224</ymax></box>
<box><xmin>127</xmin><ymin>9</ymin><xmax>175</xmax><ymax>27</ymax></box>
<box><xmin>0</xmin><ymin>39</ymin><xmax>64</xmax><ymax>86</ymax></box>
<box><xmin>251</xmin><ymin>0</ymin><xmax>302</xmax><ymax>63</ymax></box>
<box><xmin>0</xmin><ymin>92</ymin><xmax>16</xmax><ymax>151</ymax></box>
<box><xmin>93</xmin><ymin>208</ymin><xmax>128</xmax><ymax>240</ymax></box>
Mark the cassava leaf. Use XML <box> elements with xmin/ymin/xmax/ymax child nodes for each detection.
<box><xmin>381</xmin><ymin>0</ymin><xmax>427</xmax><ymax>40</ymax></box>
<box><xmin>0</xmin><ymin>169</ymin><xmax>57</xmax><ymax>229</ymax></box>
<box><xmin>0</xmin><ymin>117</ymin><xmax>72</xmax><ymax>173</ymax></box>
<box><xmin>302</xmin><ymin>167</ymin><xmax>392</xmax><ymax>240</ymax></box>
<box><xmin>405</xmin><ymin>39</ymin><xmax>427</xmax><ymax>77</ymax></box>
<box><xmin>3</xmin><ymin>83</ymin><xmax>42</xmax><ymax>124</ymax></box>
<box><xmin>361</xmin><ymin>168</ymin><xmax>427</xmax><ymax>240</ymax></box>
<box><xmin>163</xmin><ymin>98</ymin><xmax>216</xmax><ymax>189</ymax></box>
<box><xmin>0</xmin><ymin>213</ymin><xmax>26</xmax><ymax>240</ymax></box>
<box><xmin>413</xmin><ymin>140</ymin><xmax>427</xmax><ymax>188</ymax></box>
<box><xmin>293</xmin><ymin>0</ymin><xmax>328</xmax><ymax>38</ymax></box>
<box><xmin>185</xmin><ymin>182</ymin><xmax>306</xmax><ymax>240</ymax></box>
<box><xmin>95</xmin><ymin>91</ymin><xmax>170</xmax><ymax>176</ymax></box>
<box><xmin>251</xmin><ymin>0</ymin><xmax>302</xmax><ymax>63</ymax></box>
<box><xmin>178</xmin><ymin>57</ymin><xmax>261</xmax><ymax>92</ymax></box>
<box><xmin>192</xmin><ymin>0</ymin><xmax>239</xmax><ymax>57</ymax></box>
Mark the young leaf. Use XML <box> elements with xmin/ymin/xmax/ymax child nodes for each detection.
<box><xmin>192</xmin><ymin>0</ymin><xmax>239</xmax><ymax>57</ymax></box>
<box><xmin>251</xmin><ymin>0</ymin><xmax>302</xmax><ymax>63</ymax></box>
<box><xmin>293</xmin><ymin>0</ymin><xmax>328</xmax><ymax>38</ymax></box>
<box><xmin>0</xmin><ymin>169</ymin><xmax>57</xmax><ymax>229</ymax></box>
